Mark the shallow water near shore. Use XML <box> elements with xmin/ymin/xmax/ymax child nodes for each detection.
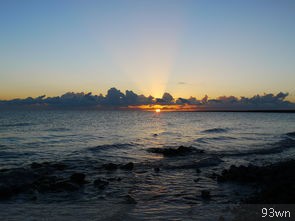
<box><xmin>0</xmin><ymin>110</ymin><xmax>295</xmax><ymax>220</ymax></box>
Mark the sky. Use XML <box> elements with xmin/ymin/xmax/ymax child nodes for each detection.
<box><xmin>0</xmin><ymin>0</ymin><xmax>294</xmax><ymax>101</ymax></box>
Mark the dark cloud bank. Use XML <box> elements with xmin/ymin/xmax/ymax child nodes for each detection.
<box><xmin>0</xmin><ymin>87</ymin><xmax>294</xmax><ymax>111</ymax></box>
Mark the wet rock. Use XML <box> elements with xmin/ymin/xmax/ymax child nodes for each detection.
<box><xmin>201</xmin><ymin>190</ymin><xmax>211</xmax><ymax>199</ymax></box>
<box><xmin>70</xmin><ymin>173</ymin><xmax>86</xmax><ymax>185</ymax></box>
<box><xmin>102</xmin><ymin>163</ymin><xmax>118</xmax><ymax>171</ymax></box>
<box><xmin>209</xmin><ymin>172</ymin><xmax>218</xmax><ymax>180</ymax></box>
<box><xmin>148</xmin><ymin>146</ymin><xmax>204</xmax><ymax>157</ymax></box>
<box><xmin>125</xmin><ymin>194</ymin><xmax>137</xmax><ymax>204</ymax></box>
<box><xmin>94</xmin><ymin>178</ymin><xmax>109</xmax><ymax>189</ymax></box>
<box><xmin>0</xmin><ymin>184</ymin><xmax>14</xmax><ymax>199</ymax></box>
<box><xmin>34</xmin><ymin>175</ymin><xmax>58</xmax><ymax>192</ymax></box>
<box><xmin>120</xmin><ymin>162</ymin><xmax>134</xmax><ymax>170</ymax></box>
<box><xmin>107</xmin><ymin>177</ymin><xmax>122</xmax><ymax>182</ymax></box>
<box><xmin>154</xmin><ymin>167</ymin><xmax>160</xmax><ymax>173</ymax></box>
<box><xmin>31</xmin><ymin>162</ymin><xmax>43</xmax><ymax>169</ymax></box>
<box><xmin>218</xmin><ymin>160</ymin><xmax>295</xmax><ymax>203</ymax></box>
<box><xmin>52</xmin><ymin>181</ymin><xmax>80</xmax><ymax>192</ymax></box>
<box><xmin>218</xmin><ymin>215</ymin><xmax>225</xmax><ymax>221</ymax></box>
<box><xmin>51</xmin><ymin>163</ymin><xmax>67</xmax><ymax>171</ymax></box>
<box><xmin>0</xmin><ymin>168</ymin><xmax>37</xmax><ymax>196</ymax></box>
<box><xmin>194</xmin><ymin>178</ymin><xmax>201</xmax><ymax>183</ymax></box>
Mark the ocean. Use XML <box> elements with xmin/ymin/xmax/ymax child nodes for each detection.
<box><xmin>0</xmin><ymin>110</ymin><xmax>295</xmax><ymax>220</ymax></box>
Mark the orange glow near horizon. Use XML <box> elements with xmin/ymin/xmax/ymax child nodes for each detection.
<box><xmin>128</xmin><ymin>104</ymin><xmax>198</xmax><ymax>112</ymax></box>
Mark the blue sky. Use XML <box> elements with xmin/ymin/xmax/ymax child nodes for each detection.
<box><xmin>0</xmin><ymin>0</ymin><xmax>294</xmax><ymax>100</ymax></box>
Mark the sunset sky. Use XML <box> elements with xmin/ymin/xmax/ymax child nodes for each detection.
<box><xmin>0</xmin><ymin>0</ymin><xmax>294</xmax><ymax>101</ymax></box>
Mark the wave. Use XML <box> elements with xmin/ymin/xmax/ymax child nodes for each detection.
<box><xmin>220</xmin><ymin>137</ymin><xmax>295</xmax><ymax>156</ymax></box>
<box><xmin>0</xmin><ymin>151</ymin><xmax>34</xmax><ymax>158</ymax></box>
<box><xmin>88</xmin><ymin>143</ymin><xmax>135</xmax><ymax>152</ymax></box>
<box><xmin>0</xmin><ymin>123</ymin><xmax>33</xmax><ymax>127</ymax></box>
<box><xmin>195</xmin><ymin>136</ymin><xmax>237</xmax><ymax>143</ymax></box>
<box><xmin>201</xmin><ymin>128</ymin><xmax>229</xmax><ymax>133</ymax></box>
<box><xmin>44</xmin><ymin>128</ymin><xmax>71</xmax><ymax>132</ymax></box>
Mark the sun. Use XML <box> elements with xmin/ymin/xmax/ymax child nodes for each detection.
<box><xmin>155</xmin><ymin>108</ymin><xmax>161</xmax><ymax>113</ymax></box>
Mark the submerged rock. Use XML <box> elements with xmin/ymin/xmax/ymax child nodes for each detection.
<box><xmin>94</xmin><ymin>178</ymin><xmax>109</xmax><ymax>189</ymax></box>
<box><xmin>201</xmin><ymin>190</ymin><xmax>211</xmax><ymax>200</ymax></box>
<box><xmin>148</xmin><ymin>145</ymin><xmax>204</xmax><ymax>157</ymax></box>
<box><xmin>0</xmin><ymin>184</ymin><xmax>14</xmax><ymax>199</ymax></box>
<box><xmin>194</xmin><ymin>178</ymin><xmax>201</xmax><ymax>183</ymax></box>
<box><xmin>30</xmin><ymin>162</ymin><xmax>66</xmax><ymax>171</ymax></box>
<box><xmin>0</xmin><ymin>168</ymin><xmax>37</xmax><ymax>199</ymax></box>
<box><xmin>154</xmin><ymin>167</ymin><xmax>160</xmax><ymax>173</ymax></box>
<box><xmin>120</xmin><ymin>162</ymin><xmax>134</xmax><ymax>170</ymax></box>
<box><xmin>102</xmin><ymin>163</ymin><xmax>118</xmax><ymax>171</ymax></box>
<box><xmin>125</xmin><ymin>194</ymin><xmax>137</xmax><ymax>204</ymax></box>
<box><xmin>52</xmin><ymin>181</ymin><xmax>80</xmax><ymax>192</ymax></box>
<box><xmin>70</xmin><ymin>173</ymin><xmax>86</xmax><ymax>185</ymax></box>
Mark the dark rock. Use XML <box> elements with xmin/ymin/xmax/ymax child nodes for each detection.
<box><xmin>94</xmin><ymin>178</ymin><xmax>109</xmax><ymax>189</ymax></box>
<box><xmin>196</xmin><ymin>168</ymin><xmax>201</xmax><ymax>173</ymax></box>
<box><xmin>148</xmin><ymin>146</ymin><xmax>204</xmax><ymax>157</ymax></box>
<box><xmin>0</xmin><ymin>184</ymin><xmax>14</xmax><ymax>199</ymax></box>
<box><xmin>218</xmin><ymin>216</ymin><xmax>225</xmax><ymax>221</ymax></box>
<box><xmin>125</xmin><ymin>194</ymin><xmax>137</xmax><ymax>204</ymax></box>
<box><xmin>154</xmin><ymin>167</ymin><xmax>160</xmax><ymax>172</ymax></box>
<box><xmin>102</xmin><ymin>163</ymin><xmax>118</xmax><ymax>171</ymax></box>
<box><xmin>218</xmin><ymin>159</ymin><xmax>295</xmax><ymax>204</ymax></box>
<box><xmin>121</xmin><ymin>162</ymin><xmax>134</xmax><ymax>170</ymax></box>
<box><xmin>209</xmin><ymin>172</ymin><xmax>218</xmax><ymax>180</ymax></box>
<box><xmin>52</xmin><ymin>181</ymin><xmax>80</xmax><ymax>192</ymax></box>
<box><xmin>194</xmin><ymin>178</ymin><xmax>201</xmax><ymax>183</ymax></box>
<box><xmin>201</xmin><ymin>190</ymin><xmax>211</xmax><ymax>199</ymax></box>
<box><xmin>70</xmin><ymin>173</ymin><xmax>86</xmax><ymax>185</ymax></box>
<box><xmin>107</xmin><ymin>177</ymin><xmax>122</xmax><ymax>182</ymax></box>
<box><xmin>52</xmin><ymin>163</ymin><xmax>67</xmax><ymax>171</ymax></box>
<box><xmin>31</xmin><ymin>162</ymin><xmax>43</xmax><ymax>169</ymax></box>
<box><xmin>153</xmin><ymin>134</ymin><xmax>158</xmax><ymax>137</ymax></box>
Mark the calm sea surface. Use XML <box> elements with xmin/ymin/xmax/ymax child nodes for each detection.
<box><xmin>0</xmin><ymin>111</ymin><xmax>295</xmax><ymax>220</ymax></box>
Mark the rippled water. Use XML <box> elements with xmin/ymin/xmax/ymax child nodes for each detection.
<box><xmin>0</xmin><ymin>110</ymin><xmax>295</xmax><ymax>220</ymax></box>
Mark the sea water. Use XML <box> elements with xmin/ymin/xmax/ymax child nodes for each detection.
<box><xmin>0</xmin><ymin>110</ymin><xmax>294</xmax><ymax>220</ymax></box>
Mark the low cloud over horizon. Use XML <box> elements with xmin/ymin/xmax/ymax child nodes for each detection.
<box><xmin>0</xmin><ymin>87</ymin><xmax>294</xmax><ymax>111</ymax></box>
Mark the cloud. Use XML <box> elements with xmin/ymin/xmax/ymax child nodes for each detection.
<box><xmin>0</xmin><ymin>88</ymin><xmax>294</xmax><ymax>111</ymax></box>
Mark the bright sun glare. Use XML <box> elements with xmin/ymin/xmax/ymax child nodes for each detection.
<box><xmin>155</xmin><ymin>109</ymin><xmax>161</xmax><ymax>113</ymax></box>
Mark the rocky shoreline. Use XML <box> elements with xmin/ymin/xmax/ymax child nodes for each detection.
<box><xmin>217</xmin><ymin>159</ymin><xmax>295</xmax><ymax>204</ymax></box>
<box><xmin>1</xmin><ymin>154</ymin><xmax>295</xmax><ymax>220</ymax></box>
<box><xmin>217</xmin><ymin>159</ymin><xmax>295</xmax><ymax>221</ymax></box>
